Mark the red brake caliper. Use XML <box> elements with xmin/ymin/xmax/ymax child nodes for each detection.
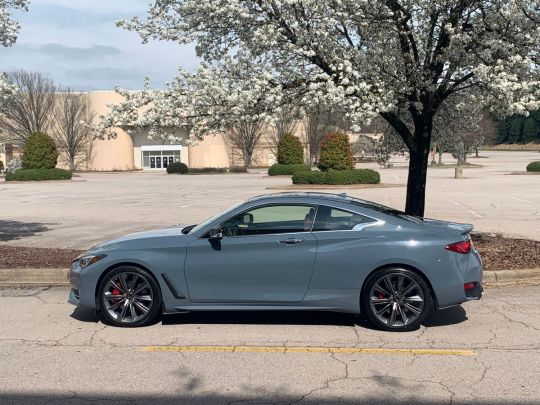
<box><xmin>112</xmin><ymin>288</ymin><xmax>121</xmax><ymax>303</ymax></box>
<box><xmin>378</xmin><ymin>293</ymin><xmax>385</xmax><ymax>299</ymax></box>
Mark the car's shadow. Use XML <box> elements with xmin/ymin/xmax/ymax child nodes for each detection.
<box><xmin>423</xmin><ymin>306</ymin><xmax>468</xmax><ymax>327</ymax></box>
<box><xmin>163</xmin><ymin>310</ymin><xmax>362</xmax><ymax>327</ymax></box>
<box><xmin>162</xmin><ymin>306</ymin><xmax>467</xmax><ymax>330</ymax></box>
<box><xmin>71</xmin><ymin>306</ymin><xmax>467</xmax><ymax>330</ymax></box>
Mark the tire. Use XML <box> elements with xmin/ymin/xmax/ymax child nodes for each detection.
<box><xmin>98</xmin><ymin>266</ymin><xmax>162</xmax><ymax>327</ymax></box>
<box><xmin>361</xmin><ymin>268</ymin><xmax>433</xmax><ymax>332</ymax></box>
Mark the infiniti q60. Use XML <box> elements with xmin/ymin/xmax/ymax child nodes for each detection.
<box><xmin>69</xmin><ymin>193</ymin><xmax>482</xmax><ymax>331</ymax></box>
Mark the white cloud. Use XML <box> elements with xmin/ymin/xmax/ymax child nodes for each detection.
<box><xmin>0</xmin><ymin>0</ymin><xmax>199</xmax><ymax>90</ymax></box>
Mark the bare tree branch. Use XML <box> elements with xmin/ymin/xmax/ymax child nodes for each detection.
<box><xmin>53</xmin><ymin>89</ymin><xmax>95</xmax><ymax>171</ymax></box>
<box><xmin>0</xmin><ymin>71</ymin><xmax>57</xmax><ymax>147</ymax></box>
<box><xmin>224</xmin><ymin>120</ymin><xmax>266</xmax><ymax>167</ymax></box>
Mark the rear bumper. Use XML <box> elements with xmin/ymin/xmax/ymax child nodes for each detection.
<box><xmin>465</xmin><ymin>248</ymin><xmax>483</xmax><ymax>301</ymax></box>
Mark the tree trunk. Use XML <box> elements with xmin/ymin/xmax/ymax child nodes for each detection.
<box><xmin>382</xmin><ymin>111</ymin><xmax>432</xmax><ymax>217</ymax></box>
<box><xmin>475</xmin><ymin>148</ymin><xmax>479</xmax><ymax>158</ymax></box>
<box><xmin>438</xmin><ymin>152</ymin><xmax>442</xmax><ymax>165</ymax></box>
<box><xmin>243</xmin><ymin>150</ymin><xmax>253</xmax><ymax>168</ymax></box>
<box><xmin>405</xmin><ymin>142</ymin><xmax>430</xmax><ymax>217</ymax></box>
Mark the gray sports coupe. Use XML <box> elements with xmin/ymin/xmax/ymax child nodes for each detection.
<box><xmin>69</xmin><ymin>192</ymin><xmax>482</xmax><ymax>331</ymax></box>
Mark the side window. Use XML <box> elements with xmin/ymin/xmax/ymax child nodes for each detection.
<box><xmin>313</xmin><ymin>206</ymin><xmax>374</xmax><ymax>232</ymax></box>
<box><xmin>221</xmin><ymin>205</ymin><xmax>316</xmax><ymax>237</ymax></box>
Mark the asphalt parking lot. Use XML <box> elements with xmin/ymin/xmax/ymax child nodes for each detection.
<box><xmin>2</xmin><ymin>150</ymin><xmax>540</xmax><ymax>404</ymax></box>
<box><xmin>1</xmin><ymin>283</ymin><xmax>539</xmax><ymax>404</ymax></box>
<box><xmin>1</xmin><ymin>151</ymin><xmax>540</xmax><ymax>250</ymax></box>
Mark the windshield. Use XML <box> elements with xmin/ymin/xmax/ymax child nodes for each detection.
<box><xmin>188</xmin><ymin>201</ymin><xmax>245</xmax><ymax>234</ymax></box>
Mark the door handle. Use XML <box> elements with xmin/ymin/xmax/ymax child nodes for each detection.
<box><xmin>278</xmin><ymin>238</ymin><xmax>304</xmax><ymax>245</ymax></box>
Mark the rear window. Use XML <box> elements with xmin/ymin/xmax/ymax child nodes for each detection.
<box><xmin>347</xmin><ymin>198</ymin><xmax>422</xmax><ymax>223</ymax></box>
<box><xmin>313</xmin><ymin>206</ymin><xmax>375</xmax><ymax>231</ymax></box>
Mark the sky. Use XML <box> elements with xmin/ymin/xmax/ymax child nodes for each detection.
<box><xmin>0</xmin><ymin>0</ymin><xmax>199</xmax><ymax>91</ymax></box>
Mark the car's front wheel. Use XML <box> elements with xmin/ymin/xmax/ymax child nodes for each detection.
<box><xmin>361</xmin><ymin>268</ymin><xmax>433</xmax><ymax>331</ymax></box>
<box><xmin>98</xmin><ymin>266</ymin><xmax>162</xmax><ymax>327</ymax></box>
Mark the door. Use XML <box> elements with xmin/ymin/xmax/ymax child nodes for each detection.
<box><xmin>185</xmin><ymin>204</ymin><xmax>318</xmax><ymax>303</ymax></box>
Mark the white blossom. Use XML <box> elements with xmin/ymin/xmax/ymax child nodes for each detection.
<box><xmin>0</xmin><ymin>0</ymin><xmax>29</xmax><ymax>109</ymax></box>
<box><xmin>101</xmin><ymin>0</ymin><xmax>540</xmax><ymax>215</ymax></box>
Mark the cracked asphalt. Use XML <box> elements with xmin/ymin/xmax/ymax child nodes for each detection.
<box><xmin>1</xmin><ymin>284</ymin><xmax>539</xmax><ymax>404</ymax></box>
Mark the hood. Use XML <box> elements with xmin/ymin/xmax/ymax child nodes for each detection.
<box><xmin>89</xmin><ymin>227</ymin><xmax>186</xmax><ymax>252</ymax></box>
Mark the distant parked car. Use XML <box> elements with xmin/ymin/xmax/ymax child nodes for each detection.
<box><xmin>69</xmin><ymin>193</ymin><xmax>482</xmax><ymax>331</ymax></box>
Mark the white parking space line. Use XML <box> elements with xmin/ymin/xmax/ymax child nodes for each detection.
<box><xmin>512</xmin><ymin>196</ymin><xmax>535</xmax><ymax>204</ymax></box>
<box><xmin>447</xmin><ymin>198</ymin><xmax>483</xmax><ymax>218</ymax></box>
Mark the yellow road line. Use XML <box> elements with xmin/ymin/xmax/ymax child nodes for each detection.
<box><xmin>141</xmin><ymin>345</ymin><xmax>475</xmax><ymax>356</ymax></box>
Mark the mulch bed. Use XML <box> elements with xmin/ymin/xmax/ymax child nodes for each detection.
<box><xmin>471</xmin><ymin>233</ymin><xmax>540</xmax><ymax>271</ymax></box>
<box><xmin>0</xmin><ymin>233</ymin><xmax>539</xmax><ymax>271</ymax></box>
<box><xmin>0</xmin><ymin>245</ymin><xmax>83</xmax><ymax>269</ymax></box>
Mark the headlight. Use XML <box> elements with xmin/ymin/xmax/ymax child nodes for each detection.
<box><xmin>78</xmin><ymin>254</ymin><xmax>107</xmax><ymax>269</ymax></box>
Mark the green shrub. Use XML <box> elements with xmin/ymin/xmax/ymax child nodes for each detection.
<box><xmin>277</xmin><ymin>134</ymin><xmax>304</xmax><ymax>164</ymax></box>
<box><xmin>268</xmin><ymin>163</ymin><xmax>312</xmax><ymax>176</ymax></box>
<box><xmin>318</xmin><ymin>132</ymin><xmax>353</xmax><ymax>171</ymax></box>
<box><xmin>292</xmin><ymin>169</ymin><xmax>380</xmax><ymax>185</ymax></box>
<box><xmin>22</xmin><ymin>132</ymin><xmax>58</xmax><ymax>169</ymax></box>
<box><xmin>526</xmin><ymin>161</ymin><xmax>540</xmax><ymax>172</ymax></box>
<box><xmin>229</xmin><ymin>166</ymin><xmax>248</xmax><ymax>173</ymax></box>
<box><xmin>166</xmin><ymin>162</ymin><xmax>188</xmax><ymax>174</ymax></box>
<box><xmin>5</xmin><ymin>168</ymin><xmax>72</xmax><ymax>181</ymax></box>
<box><xmin>188</xmin><ymin>167</ymin><xmax>227</xmax><ymax>174</ymax></box>
<box><xmin>0</xmin><ymin>160</ymin><xmax>4</xmax><ymax>172</ymax></box>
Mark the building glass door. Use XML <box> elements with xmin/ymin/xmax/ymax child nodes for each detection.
<box><xmin>142</xmin><ymin>148</ymin><xmax>182</xmax><ymax>170</ymax></box>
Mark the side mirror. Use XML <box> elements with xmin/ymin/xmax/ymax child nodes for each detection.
<box><xmin>208</xmin><ymin>227</ymin><xmax>223</xmax><ymax>240</ymax></box>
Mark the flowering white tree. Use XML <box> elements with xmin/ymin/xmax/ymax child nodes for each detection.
<box><xmin>0</xmin><ymin>0</ymin><xmax>29</xmax><ymax>108</ymax></box>
<box><xmin>432</xmin><ymin>97</ymin><xmax>485</xmax><ymax>165</ymax></box>
<box><xmin>379</xmin><ymin>95</ymin><xmax>484</xmax><ymax>166</ymax></box>
<box><xmin>100</xmin><ymin>0</ymin><xmax>540</xmax><ymax>216</ymax></box>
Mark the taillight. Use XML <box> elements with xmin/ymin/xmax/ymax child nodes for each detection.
<box><xmin>445</xmin><ymin>240</ymin><xmax>471</xmax><ymax>254</ymax></box>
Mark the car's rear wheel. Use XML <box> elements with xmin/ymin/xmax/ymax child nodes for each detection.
<box><xmin>361</xmin><ymin>268</ymin><xmax>433</xmax><ymax>332</ymax></box>
<box><xmin>98</xmin><ymin>266</ymin><xmax>162</xmax><ymax>327</ymax></box>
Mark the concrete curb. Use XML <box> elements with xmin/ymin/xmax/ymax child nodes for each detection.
<box><xmin>482</xmin><ymin>268</ymin><xmax>540</xmax><ymax>282</ymax></box>
<box><xmin>1</xmin><ymin>267</ymin><xmax>540</xmax><ymax>287</ymax></box>
<box><xmin>0</xmin><ymin>268</ymin><xmax>69</xmax><ymax>285</ymax></box>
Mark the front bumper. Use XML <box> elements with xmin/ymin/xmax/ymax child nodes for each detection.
<box><xmin>67</xmin><ymin>259</ymin><xmax>102</xmax><ymax>310</ymax></box>
<box><xmin>68</xmin><ymin>260</ymin><xmax>82</xmax><ymax>306</ymax></box>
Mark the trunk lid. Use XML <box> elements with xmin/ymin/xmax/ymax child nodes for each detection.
<box><xmin>422</xmin><ymin>218</ymin><xmax>474</xmax><ymax>236</ymax></box>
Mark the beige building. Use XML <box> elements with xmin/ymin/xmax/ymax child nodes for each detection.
<box><xmin>79</xmin><ymin>91</ymin><xmax>284</xmax><ymax>171</ymax></box>
<box><xmin>1</xmin><ymin>90</ymin><xmax>382</xmax><ymax>171</ymax></box>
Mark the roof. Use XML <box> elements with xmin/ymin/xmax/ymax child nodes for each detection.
<box><xmin>247</xmin><ymin>192</ymin><xmax>350</xmax><ymax>203</ymax></box>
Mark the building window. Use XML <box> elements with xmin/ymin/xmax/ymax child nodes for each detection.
<box><xmin>141</xmin><ymin>148</ymin><xmax>181</xmax><ymax>170</ymax></box>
